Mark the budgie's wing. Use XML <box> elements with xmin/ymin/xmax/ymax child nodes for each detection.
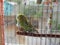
<box><xmin>26</xmin><ymin>21</ymin><xmax>38</xmax><ymax>33</ymax></box>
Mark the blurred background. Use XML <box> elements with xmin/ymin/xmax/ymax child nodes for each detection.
<box><xmin>4</xmin><ymin>0</ymin><xmax>60</xmax><ymax>45</ymax></box>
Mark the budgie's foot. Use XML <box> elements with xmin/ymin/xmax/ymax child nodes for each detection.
<box><xmin>22</xmin><ymin>29</ymin><xmax>39</xmax><ymax>34</ymax></box>
<box><xmin>33</xmin><ymin>30</ymin><xmax>39</xmax><ymax>34</ymax></box>
<box><xmin>19</xmin><ymin>27</ymin><xmax>24</xmax><ymax>32</ymax></box>
<box><xmin>26</xmin><ymin>30</ymin><xmax>39</xmax><ymax>34</ymax></box>
<box><xmin>22</xmin><ymin>30</ymin><xmax>29</xmax><ymax>33</ymax></box>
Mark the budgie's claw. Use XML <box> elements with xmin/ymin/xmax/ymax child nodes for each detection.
<box><xmin>34</xmin><ymin>31</ymin><xmax>39</xmax><ymax>33</ymax></box>
<box><xmin>28</xmin><ymin>30</ymin><xmax>39</xmax><ymax>34</ymax></box>
<box><xmin>22</xmin><ymin>29</ymin><xmax>39</xmax><ymax>34</ymax></box>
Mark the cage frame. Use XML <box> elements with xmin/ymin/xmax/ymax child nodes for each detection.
<box><xmin>0</xmin><ymin>0</ymin><xmax>60</xmax><ymax>45</ymax></box>
<box><xmin>16</xmin><ymin>0</ymin><xmax>60</xmax><ymax>38</ymax></box>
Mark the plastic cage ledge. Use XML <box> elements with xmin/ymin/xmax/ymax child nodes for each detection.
<box><xmin>17</xmin><ymin>31</ymin><xmax>60</xmax><ymax>38</ymax></box>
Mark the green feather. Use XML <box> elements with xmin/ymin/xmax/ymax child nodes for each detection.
<box><xmin>17</xmin><ymin>14</ymin><xmax>38</xmax><ymax>33</ymax></box>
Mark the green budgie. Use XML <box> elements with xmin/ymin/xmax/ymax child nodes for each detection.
<box><xmin>16</xmin><ymin>14</ymin><xmax>38</xmax><ymax>33</ymax></box>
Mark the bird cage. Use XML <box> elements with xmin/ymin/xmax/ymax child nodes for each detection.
<box><xmin>0</xmin><ymin>0</ymin><xmax>60</xmax><ymax>45</ymax></box>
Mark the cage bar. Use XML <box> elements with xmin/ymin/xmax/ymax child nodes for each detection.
<box><xmin>0</xmin><ymin>0</ymin><xmax>5</xmax><ymax>45</ymax></box>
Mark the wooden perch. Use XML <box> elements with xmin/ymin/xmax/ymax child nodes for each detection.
<box><xmin>17</xmin><ymin>31</ymin><xmax>60</xmax><ymax>38</ymax></box>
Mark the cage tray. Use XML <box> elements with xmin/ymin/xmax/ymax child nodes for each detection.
<box><xmin>17</xmin><ymin>31</ymin><xmax>60</xmax><ymax>38</ymax></box>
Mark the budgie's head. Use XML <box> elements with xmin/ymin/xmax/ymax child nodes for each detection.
<box><xmin>17</xmin><ymin>14</ymin><xmax>27</xmax><ymax>22</ymax></box>
<box><xmin>18</xmin><ymin>14</ymin><xmax>25</xmax><ymax>20</ymax></box>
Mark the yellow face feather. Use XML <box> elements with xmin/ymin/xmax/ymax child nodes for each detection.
<box><xmin>17</xmin><ymin>14</ymin><xmax>28</xmax><ymax>22</ymax></box>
